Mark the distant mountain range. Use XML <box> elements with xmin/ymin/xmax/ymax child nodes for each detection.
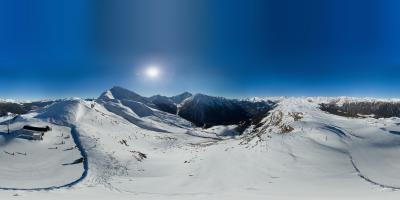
<box><xmin>98</xmin><ymin>86</ymin><xmax>275</xmax><ymax>128</ymax></box>
<box><xmin>2</xmin><ymin>86</ymin><xmax>400</xmax><ymax>197</ymax></box>
<box><xmin>3</xmin><ymin>86</ymin><xmax>400</xmax><ymax>127</ymax></box>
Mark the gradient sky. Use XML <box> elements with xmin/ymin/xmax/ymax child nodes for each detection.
<box><xmin>1</xmin><ymin>0</ymin><xmax>400</xmax><ymax>99</ymax></box>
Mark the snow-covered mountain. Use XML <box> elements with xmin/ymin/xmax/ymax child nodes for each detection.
<box><xmin>99</xmin><ymin>87</ymin><xmax>274</xmax><ymax>128</ymax></box>
<box><xmin>99</xmin><ymin>86</ymin><xmax>193</xmax><ymax>115</ymax></box>
<box><xmin>169</xmin><ymin>91</ymin><xmax>193</xmax><ymax>104</ymax></box>
<box><xmin>98</xmin><ymin>86</ymin><xmax>155</xmax><ymax>106</ymax></box>
<box><xmin>1</xmin><ymin>90</ymin><xmax>400</xmax><ymax>199</ymax></box>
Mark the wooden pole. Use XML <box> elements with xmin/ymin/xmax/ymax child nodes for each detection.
<box><xmin>7</xmin><ymin>112</ymin><xmax>14</xmax><ymax>134</ymax></box>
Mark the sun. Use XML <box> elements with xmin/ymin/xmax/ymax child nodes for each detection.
<box><xmin>145</xmin><ymin>66</ymin><xmax>160</xmax><ymax>78</ymax></box>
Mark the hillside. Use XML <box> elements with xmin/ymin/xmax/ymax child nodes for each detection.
<box><xmin>0</xmin><ymin>90</ymin><xmax>400</xmax><ymax>199</ymax></box>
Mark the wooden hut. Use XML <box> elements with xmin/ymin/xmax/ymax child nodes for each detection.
<box><xmin>20</xmin><ymin>125</ymin><xmax>51</xmax><ymax>140</ymax></box>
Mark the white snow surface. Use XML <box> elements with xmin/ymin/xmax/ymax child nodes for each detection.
<box><xmin>0</xmin><ymin>97</ymin><xmax>400</xmax><ymax>199</ymax></box>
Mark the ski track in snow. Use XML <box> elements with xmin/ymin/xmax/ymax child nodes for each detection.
<box><xmin>0</xmin><ymin>125</ymin><xmax>88</xmax><ymax>191</ymax></box>
<box><xmin>349</xmin><ymin>154</ymin><xmax>400</xmax><ymax>190</ymax></box>
<box><xmin>325</xmin><ymin>121</ymin><xmax>400</xmax><ymax>190</ymax></box>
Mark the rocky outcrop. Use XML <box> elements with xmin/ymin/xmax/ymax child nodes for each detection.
<box><xmin>149</xmin><ymin>95</ymin><xmax>177</xmax><ymax>114</ymax></box>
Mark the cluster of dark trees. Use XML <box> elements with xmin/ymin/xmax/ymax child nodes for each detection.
<box><xmin>0</xmin><ymin>101</ymin><xmax>55</xmax><ymax>117</ymax></box>
<box><xmin>320</xmin><ymin>101</ymin><xmax>400</xmax><ymax>118</ymax></box>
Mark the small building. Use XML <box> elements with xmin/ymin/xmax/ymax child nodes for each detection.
<box><xmin>19</xmin><ymin>125</ymin><xmax>51</xmax><ymax>140</ymax></box>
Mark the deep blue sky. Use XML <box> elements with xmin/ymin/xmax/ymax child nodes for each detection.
<box><xmin>1</xmin><ymin>0</ymin><xmax>400</xmax><ymax>99</ymax></box>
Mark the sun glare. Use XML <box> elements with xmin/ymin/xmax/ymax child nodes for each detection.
<box><xmin>145</xmin><ymin>66</ymin><xmax>160</xmax><ymax>78</ymax></box>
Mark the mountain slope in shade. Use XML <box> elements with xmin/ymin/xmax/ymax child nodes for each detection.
<box><xmin>99</xmin><ymin>87</ymin><xmax>274</xmax><ymax>128</ymax></box>
<box><xmin>170</xmin><ymin>92</ymin><xmax>193</xmax><ymax>104</ymax></box>
<box><xmin>178</xmin><ymin>93</ymin><xmax>274</xmax><ymax>127</ymax></box>
<box><xmin>149</xmin><ymin>92</ymin><xmax>193</xmax><ymax>114</ymax></box>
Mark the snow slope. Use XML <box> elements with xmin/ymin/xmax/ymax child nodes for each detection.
<box><xmin>0</xmin><ymin>113</ymin><xmax>84</xmax><ymax>189</ymax></box>
<box><xmin>1</xmin><ymin>94</ymin><xmax>400</xmax><ymax>199</ymax></box>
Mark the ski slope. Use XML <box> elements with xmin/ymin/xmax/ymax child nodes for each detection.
<box><xmin>0</xmin><ymin>118</ymin><xmax>84</xmax><ymax>189</ymax></box>
<box><xmin>0</xmin><ymin>94</ymin><xmax>400</xmax><ymax>199</ymax></box>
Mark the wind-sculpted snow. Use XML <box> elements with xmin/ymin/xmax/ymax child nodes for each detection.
<box><xmin>119</xmin><ymin>100</ymin><xmax>154</xmax><ymax>118</ymax></box>
<box><xmin>100</xmin><ymin>101</ymin><xmax>171</xmax><ymax>133</ymax></box>
<box><xmin>36</xmin><ymin>99</ymin><xmax>86</xmax><ymax>124</ymax></box>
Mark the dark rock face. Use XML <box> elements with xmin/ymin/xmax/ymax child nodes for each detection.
<box><xmin>154</xmin><ymin>102</ymin><xmax>177</xmax><ymax>115</ymax></box>
<box><xmin>239</xmin><ymin>100</ymin><xmax>274</xmax><ymax>116</ymax></box>
<box><xmin>150</xmin><ymin>95</ymin><xmax>177</xmax><ymax>114</ymax></box>
<box><xmin>149</xmin><ymin>92</ymin><xmax>192</xmax><ymax>115</ymax></box>
<box><xmin>179</xmin><ymin>101</ymin><xmax>248</xmax><ymax>127</ymax></box>
<box><xmin>178</xmin><ymin>94</ymin><xmax>274</xmax><ymax>127</ymax></box>
<box><xmin>251</xmin><ymin>109</ymin><xmax>272</xmax><ymax>128</ymax></box>
<box><xmin>320</xmin><ymin>102</ymin><xmax>400</xmax><ymax>118</ymax></box>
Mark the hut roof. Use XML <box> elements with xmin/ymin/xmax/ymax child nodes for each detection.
<box><xmin>23</xmin><ymin>125</ymin><xmax>51</xmax><ymax>132</ymax></box>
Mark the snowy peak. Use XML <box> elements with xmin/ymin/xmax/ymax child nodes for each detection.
<box><xmin>170</xmin><ymin>92</ymin><xmax>192</xmax><ymax>104</ymax></box>
<box><xmin>97</xmin><ymin>87</ymin><xmax>275</xmax><ymax>128</ymax></box>
<box><xmin>98</xmin><ymin>86</ymin><xmax>151</xmax><ymax>105</ymax></box>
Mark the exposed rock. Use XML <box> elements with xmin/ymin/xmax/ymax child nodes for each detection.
<box><xmin>149</xmin><ymin>92</ymin><xmax>192</xmax><ymax>114</ymax></box>
<box><xmin>149</xmin><ymin>95</ymin><xmax>177</xmax><ymax>114</ymax></box>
